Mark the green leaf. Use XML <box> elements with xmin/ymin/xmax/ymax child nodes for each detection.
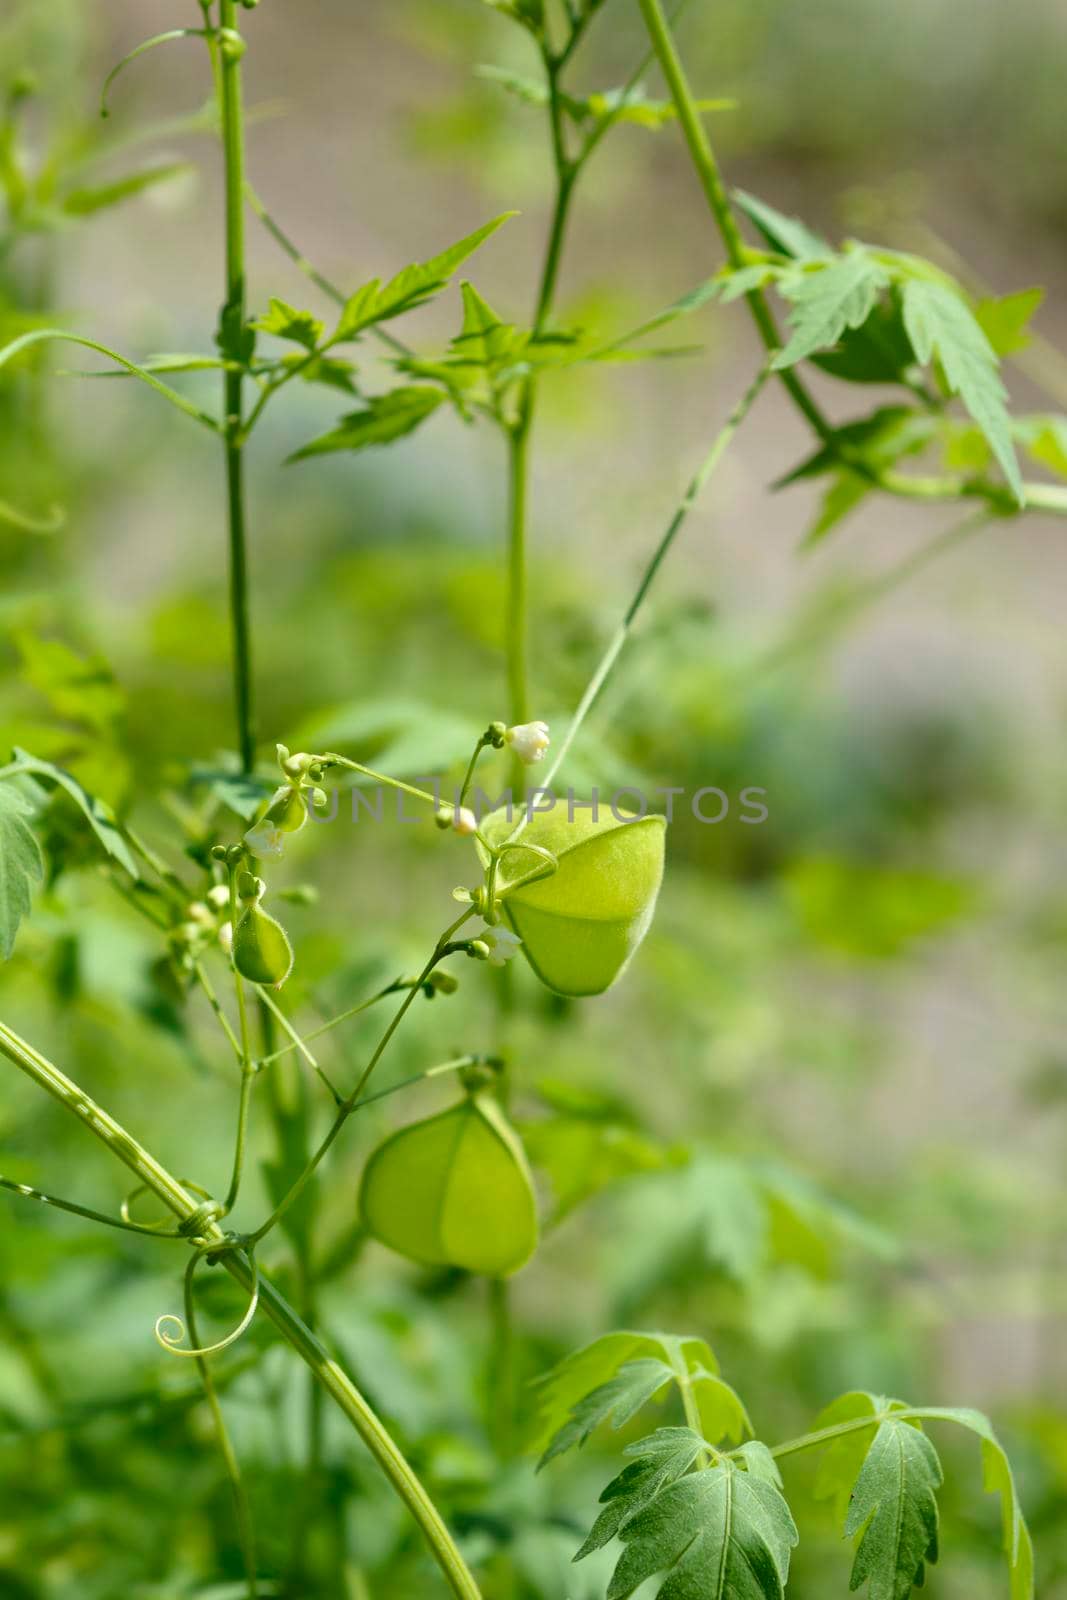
<box><xmin>733</xmin><ymin>189</ymin><xmax>831</xmax><ymax>262</ymax></box>
<box><xmin>9</xmin><ymin>750</ymin><xmax>138</xmax><ymax>879</ymax></box>
<box><xmin>0</xmin><ymin>780</ymin><xmax>44</xmax><ymax>959</ymax></box>
<box><xmin>773</xmin><ymin>251</ymin><xmax>890</xmax><ymax>370</ymax></box>
<box><xmin>359</xmin><ymin>1093</ymin><xmax>538</xmax><ymax>1277</ymax></box>
<box><xmin>1013</xmin><ymin>413</ymin><xmax>1067</xmax><ymax>479</ymax></box>
<box><xmin>813</xmin><ymin>1392</ymin><xmax>900</xmax><ymax>1518</ymax></box>
<box><xmin>584</xmin><ymin>85</ymin><xmax>735</xmax><ymax>129</ymax></box>
<box><xmin>540</xmin><ymin>1358</ymin><xmax>676</xmax><ymax>1466</ymax></box>
<box><xmin>782</xmin><ymin>855</ymin><xmax>973</xmax><ymax>958</ymax></box>
<box><xmin>60</xmin><ymin>162</ymin><xmax>192</xmax><ymax>217</ymax></box>
<box><xmin>253</xmin><ymin>298</ymin><xmax>324</xmax><ymax>351</ymax></box>
<box><xmin>845</xmin><ymin>1417</ymin><xmax>942</xmax><ymax>1600</ymax></box>
<box><xmin>974</xmin><ymin>288</ymin><xmax>1043</xmax><ymax>358</ymax></box>
<box><xmin>595</xmin><ymin>277</ymin><xmax>721</xmax><ymax>357</ymax></box>
<box><xmin>576</xmin><ymin>1427</ymin><xmax>708</xmax><ymax>1558</ymax></box>
<box><xmin>810</xmin><ymin>295</ymin><xmax>917</xmax><ymax>386</ymax></box>
<box><xmin>333</xmin><ymin>214</ymin><xmax>515</xmax><ymax>341</ymax></box>
<box><xmin>451</xmin><ymin>281</ymin><xmax>527</xmax><ymax>371</ymax></box>
<box><xmin>735</xmin><ymin>1442</ymin><xmax>784</xmax><ymax>1488</ymax></box>
<box><xmin>15</xmin><ymin>630</ymin><xmax>124</xmax><ymax>734</ymax></box>
<box><xmin>901</xmin><ymin>279</ymin><xmax>1022</xmax><ymax>502</ymax></box>
<box><xmin>908</xmin><ymin>1408</ymin><xmax>1033</xmax><ymax>1600</ymax></box>
<box><xmin>602</xmin><ymin>1458</ymin><xmax>798</xmax><ymax>1600</ymax></box>
<box><xmin>532</xmin><ymin>1330</ymin><xmax>720</xmax><ymax>1459</ymax></box>
<box><xmin>289</xmin><ymin>386</ymin><xmax>445</xmax><ymax>462</ymax></box>
<box><xmin>777</xmin><ymin>407</ymin><xmax>938</xmax><ymax>545</ymax></box>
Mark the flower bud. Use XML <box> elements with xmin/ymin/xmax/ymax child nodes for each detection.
<box><xmin>452</xmin><ymin>806</ymin><xmax>478</xmax><ymax>836</ymax></box>
<box><xmin>505</xmin><ymin>720</ymin><xmax>550</xmax><ymax>764</ymax></box>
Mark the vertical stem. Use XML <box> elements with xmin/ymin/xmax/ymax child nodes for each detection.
<box><xmin>218</xmin><ymin>0</ymin><xmax>255</xmax><ymax>774</ymax></box>
<box><xmin>635</xmin><ymin>0</ymin><xmax>835</xmax><ymax>445</ymax></box>
<box><xmin>505</xmin><ymin>420</ymin><xmax>530</xmax><ymax>738</ymax></box>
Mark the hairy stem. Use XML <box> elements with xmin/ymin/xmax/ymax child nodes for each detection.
<box><xmin>0</xmin><ymin>1018</ymin><xmax>483</xmax><ymax>1600</ymax></box>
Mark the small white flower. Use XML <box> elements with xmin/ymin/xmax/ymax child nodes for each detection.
<box><xmin>218</xmin><ymin>921</ymin><xmax>234</xmax><ymax>954</ymax></box>
<box><xmin>207</xmin><ymin>884</ymin><xmax>231</xmax><ymax>910</ymax></box>
<box><xmin>477</xmin><ymin>924</ymin><xmax>522</xmax><ymax>967</ymax></box>
<box><xmin>452</xmin><ymin>806</ymin><xmax>479</xmax><ymax>836</ymax></box>
<box><xmin>506</xmin><ymin>720</ymin><xmax>550</xmax><ymax>764</ymax></box>
<box><xmin>244</xmin><ymin>820</ymin><xmax>286</xmax><ymax>858</ymax></box>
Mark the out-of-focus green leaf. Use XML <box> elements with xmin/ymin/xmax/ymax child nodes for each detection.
<box><xmin>60</xmin><ymin>161</ymin><xmax>191</xmax><ymax>216</ymax></box>
<box><xmin>974</xmin><ymin>287</ymin><xmax>1043</xmax><ymax>357</ymax></box>
<box><xmin>782</xmin><ymin>855</ymin><xmax>973</xmax><ymax>958</ymax></box>
<box><xmin>9</xmin><ymin>749</ymin><xmax>138</xmax><ymax>878</ymax></box>
<box><xmin>0</xmin><ymin>779</ymin><xmax>43</xmax><ymax>959</ymax></box>
<box><xmin>901</xmin><ymin>279</ymin><xmax>1022</xmax><ymax>501</ymax></box>
<box><xmin>289</xmin><ymin>386</ymin><xmax>445</xmax><ymax>461</ymax></box>
<box><xmin>733</xmin><ymin>189</ymin><xmax>832</xmax><ymax>262</ymax></box>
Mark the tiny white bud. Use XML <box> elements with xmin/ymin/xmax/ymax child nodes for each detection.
<box><xmin>506</xmin><ymin>720</ymin><xmax>550</xmax><ymax>764</ymax></box>
<box><xmin>452</xmin><ymin>806</ymin><xmax>479</xmax><ymax>836</ymax></box>
<box><xmin>475</xmin><ymin>924</ymin><xmax>522</xmax><ymax>967</ymax></box>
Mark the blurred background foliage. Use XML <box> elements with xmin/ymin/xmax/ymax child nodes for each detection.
<box><xmin>2</xmin><ymin>1</ymin><xmax>1067</xmax><ymax>1597</ymax></box>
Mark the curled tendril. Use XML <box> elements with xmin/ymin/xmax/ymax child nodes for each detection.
<box><xmin>122</xmin><ymin>1178</ymin><xmax>213</xmax><ymax>1234</ymax></box>
<box><xmin>155</xmin><ymin>1244</ymin><xmax>259</xmax><ymax>1360</ymax></box>
<box><xmin>494</xmin><ymin>841</ymin><xmax>559</xmax><ymax>891</ymax></box>
<box><xmin>100</xmin><ymin>29</ymin><xmax>211</xmax><ymax>118</ymax></box>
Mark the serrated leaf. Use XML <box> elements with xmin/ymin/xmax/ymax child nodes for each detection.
<box><xmin>774</xmin><ymin>251</ymin><xmax>890</xmax><ymax>370</ymax></box>
<box><xmin>901</xmin><ymin>279</ymin><xmax>1022</xmax><ymax>502</ymax></box>
<box><xmin>576</xmin><ymin>1427</ymin><xmax>708</xmax><ymax>1558</ymax></box>
<box><xmin>10</xmin><ymin>750</ymin><xmax>138</xmax><ymax>878</ymax></box>
<box><xmin>814</xmin><ymin>1392</ymin><xmax>899</xmax><ymax>1517</ymax></box>
<box><xmin>909</xmin><ymin>1408</ymin><xmax>1033</xmax><ymax>1600</ymax></box>
<box><xmin>0</xmin><ymin>780</ymin><xmax>44</xmax><ymax>959</ymax></box>
<box><xmin>532</xmin><ymin>1330</ymin><xmax>720</xmax><ymax>1460</ymax></box>
<box><xmin>733</xmin><ymin>189</ymin><xmax>831</xmax><ymax>262</ymax></box>
<box><xmin>333</xmin><ymin>214</ymin><xmax>514</xmax><ymax>341</ymax></box>
<box><xmin>540</xmin><ymin>1358</ymin><xmax>675</xmax><ymax>1466</ymax></box>
<box><xmin>452</xmin><ymin>281</ymin><xmax>527</xmax><ymax>370</ymax></box>
<box><xmin>811</xmin><ymin>294</ymin><xmax>917</xmax><ymax>386</ymax></box>
<box><xmin>846</xmin><ymin>1418</ymin><xmax>942</xmax><ymax>1600</ymax></box>
<box><xmin>716</xmin><ymin>262</ymin><xmax>788</xmax><ymax>303</ymax></box>
<box><xmin>735</xmin><ymin>1441</ymin><xmax>783</xmax><ymax>1488</ymax></box>
<box><xmin>604</xmin><ymin>1459</ymin><xmax>798</xmax><ymax>1600</ymax></box>
<box><xmin>60</xmin><ymin>162</ymin><xmax>191</xmax><ymax>216</ymax></box>
<box><xmin>289</xmin><ymin>386</ymin><xmax>444</xmax><ymax>462</ymax></box>
<box><xmin>253</xmin><ymin>298</ymin><xmax>324</xmax><ymax>351</ymax></box>
<box><xmin>974</xmin><ymin>288</ymin><xmax>1043</xmax><ymax>358</ymax></box>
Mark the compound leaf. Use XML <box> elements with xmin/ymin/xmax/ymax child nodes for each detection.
<box><xmin>774</xmin><ymin>252</ymin><xmax>889</xmax><ymax>370</ymax></box>
<box><xmin>254</xmin><ymin>298</ymin><xmax>324</xmax><ymax>351</ymax></box>
<box><xmin>10</xmin><ymin>750</ymin><xmax>138</xmax><ymax>878</ymax></box>
<box><xmin>733</xmin><ymin>189</ymin><xmax>831</xmax><ymax>262</ymax></box>
<box><xmin>576</xmin><ymin>1427</ymin><xmax>708</xmax><ymax>1559</ymax></box>
<box><xmin>333</xmin><ymin>214</ymin><xmax>514</xmax><ymax>341</ymax></box>
<box><xmin>605</xmin><ymin>1458</ymin><xmax>798</xmax><ymax>1600</ymax></box>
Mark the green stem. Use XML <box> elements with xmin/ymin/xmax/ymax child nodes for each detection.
<box><xmin>217</xmin><ymin>2</ymin><xmax>256</xmax><ymax>774</ymax></box>
<box><xmin>635</xmin><ymin>0</ymin><xmax>835</xmax><ymax>447</ymax></box>
<box><xmin>505</xmin><ymin>420</ymin><xmax>531</xmax><ymax>738</ymax></box>
<box><xmin>323</xmin><ymin>754</ymin><xmax>440</xmax><ymax>810</ymax></box>
<box><xmin>0</xmin><ymin>1019</ymin><xmax>482</xmax><ymax>1600</ymax></box>
<box><xmin>0</xmin><ymin>1173</ymin><xmax>182</xmax><ymax>1239</ymax></box>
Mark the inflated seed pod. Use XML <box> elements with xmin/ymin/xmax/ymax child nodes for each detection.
<box><xmin>232</xmin><ymin>875</ymin><xmax>294</xmax><ymax>988</ymax></box>
<box><xmin>477</xmin><ymin>806</ymin><xmax>666</xmax><ymax>997</ymax></box>
<box><xmin>359</xmin><ymin>1094</ymin><xmax>538</xmax><ymax>1277</ymax></box>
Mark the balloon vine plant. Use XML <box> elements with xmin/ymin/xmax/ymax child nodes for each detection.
<box><xmin>1</xmin><ymin>0</ymin><xmax>1055</xmax><ymax>1595</ymax></box>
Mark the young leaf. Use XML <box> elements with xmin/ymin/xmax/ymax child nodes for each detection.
<box><xmin>60</xmin><ymin>162</ymin><xmax>192</xmax><ymax>217</ymax></box>
<box><xmin>576</xmin><ymin>1427</ymin><xmax>708</xmax><ymax>1559</ymax></box>
<box><xmin>253</xmin><ymin>298</ymin><xmax>325</xmax><ymax>351</ymax></box>
<box><xmin>974</xmin><ymin>288</ymin><xmax>1043</xmax><ymax>358</ymax></box>
<box><xmin>532</xmin><ymin>1330</ymin><xmax>721</xmax><ymax>1460</ymax></box>
<box><xmin>521</xmin><ymin>1112</ymin><xmax>664</xmax><ymax>1221</ymax></box>
<box><xmin>1013</xmin><ymin>413</ymin><xmax>1067</xmax><ymax>479</ymax></box>
<box><xmin>10</xmin><ymin>750</ymin><xmax>138</xmax><ymax>878</ymax></box>
<box><xmin>452</xmin><ymin>282</ymin><xmax>526</xmax><ymax>371</ymax></box>
<box><xmin>539</xmin><ymin>1357</ymin><xmax>676</xmax><ymax>1466</ymax></box>
<box><xmin>603</xmin><ymin>1458</ymin><xmax>798</xmax><ymax>1600</ymax></box>
<box><xmin>0</xmin><ymin>780</ymin><xmax>44</xmax><ymax>959</ymax></box>
<box><xmin>901</xmin><ymin>279</ymin><xmax>1023</xmax><ymax>501</ymax></box>
<box><xmin>333</xmin><ymin>214</ymin><xmax>515</xmax><ymax>341</ymax></box>
<box><xmin>289</xmin><ymin>386</ymin><xmax>445</xmax><ymax>462</ymax></box>
<box><xmin>845</xmin><ymin>1417</ymin><xmax>942</xmax><ymax>1600</ymax></box>
<box><xmin>774</xmin><ymin>251</ymin><xmax>890</xmax><ymax>370</ymax></box>
<box><xmin>735</xmin><ymin>1441</ymin><xmax>784</xmax><ymax>1488</ymax></box>
<box><xmin>733</xmin><ymin>189</ymin><xmax>831</xmax><ymax>262</ymax></box>
<box><xmin>813</xmin><ymin>1392</ymin><xmax>900</xmax><ymax>1518</ymax></box>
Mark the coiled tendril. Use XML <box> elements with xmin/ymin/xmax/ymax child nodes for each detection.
<box><xmin>155</xmin><ymin>1241</ymin><xmax>259</xmax><ymax>1360</ymax></box>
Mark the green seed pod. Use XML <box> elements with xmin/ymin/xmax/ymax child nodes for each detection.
<box><xmin>359</xmin><ymin>1094</ymin><xmax>538</xmax><ymax>1277</ymax></box>
<box><xmin>232</xmin><ymin>898</ymin><xmax>294</xmax><ymax>988</ymax></box>
<box><xmin>478</xmin><ymin>806</ymin><xmax>665</xmax><ymax>997</ymax></box>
